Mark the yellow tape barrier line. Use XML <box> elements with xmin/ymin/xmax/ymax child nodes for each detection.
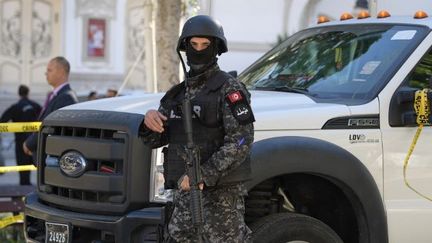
<box><xmin>0</xmin><ymin>213</ymin><xmax>24</xmax><ymax>229</ymax></box>
<box><xmin>0</xmin><ymin>122</ymin><xmax>41</xmax><ymax>133</ymax></box>
<box><xmin>0</xmin><ymin>165</ymin><xmax>37</xmax><ymax>173</ymax></box>
<box><xmin>403</xmin><ymin>89</ymin><xmax>432</xmax><ymax>201</ymax></box>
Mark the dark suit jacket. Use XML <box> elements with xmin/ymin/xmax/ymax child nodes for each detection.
<box><xmin>25</xmin><ymin>83</ymin><xmax>78</xmax><ymax>154</ymax></box>
<box><xmin>1</xmin><ymin>97</ymin><xmax>42</xmax><ymax>168</ymax></box>
<box><xmin>1</xmin><ymin>97</ymin><xmax>41</xmax><ymax>143</ymax></box>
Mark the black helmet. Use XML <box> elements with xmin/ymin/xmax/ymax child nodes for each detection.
<box><xmin>177</xmin><ymin>15</ymin><xmax>228</xmax><ymax>55</ymax></box>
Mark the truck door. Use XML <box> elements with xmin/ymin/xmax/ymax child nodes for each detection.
<box><xmin>381</xmin><ymin>38</ymin><xmax>432</xmax><ymax>243</ymax></box>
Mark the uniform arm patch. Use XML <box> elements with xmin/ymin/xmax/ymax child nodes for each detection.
<box><xmin>225</xmin><ymin>90</ymin><xmax>255</xmax><ymax>125</ymax></box>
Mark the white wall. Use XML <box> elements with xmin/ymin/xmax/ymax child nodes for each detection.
<box><xmin>377</xmin><ymin>0</ymin><xmax>432</xmax><ymax>16</ymax></box>
<box><xmin>312</xmin><ymin>0</ymin><xmax>355</xmax><ymax>22</ymax></box>
<box><xmin>200</xmin><ymin>0</ymin><xmax>359</xmax><ymax>74</ymax></box>
<box><xmin>200</xmin><ymin>0</ymin><xmax>286</xmax><ymax>73</ymax></box>
<box><xmin>218</xmin><ymin>51</ymin><xmax>265</xmax><ymax>73</ymax></box>
<box><xmin>203</xmin><ymin>0</ymin><xmax>432</xmax><ymax>74</ymax></box>
<box><xmin>210</xmin><ymin>0</ymin><xmax>285</xmax><ymax>44</ymax></box>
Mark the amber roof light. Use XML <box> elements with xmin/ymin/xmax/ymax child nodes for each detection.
<box><xmin>377</xmin><ymin>10</ymin><xmax>391</xmax><ymax>18</ymax></box>
<box><xmin>357</xmin><ymin>10</ymin><xmax>370</xmax><ymax>19</ymax></box>
<box><xmin>340</xmin><ymin>12</ymin><xmax>354</xmax><ymax>21</ymax></box>
<box><xmin>317</xmin><ymin>16</ymin><xmax>330</xmax><ymax>24</ymax></box>
<box><xmin>414</xmin><ymin>10</ymin><xmax>428</xmax><ymax>19</ymax></box>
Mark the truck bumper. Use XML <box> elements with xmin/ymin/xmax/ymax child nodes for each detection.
<box><xmin>24</xmin><ymin>192</ymin><xmax>164</xmax><ymax>243</ymax></box>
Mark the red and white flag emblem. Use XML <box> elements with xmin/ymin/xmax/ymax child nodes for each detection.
<box><xmin>228</xmin><ymin>91</ymin><xmax>243</xmax><ymax>103</ymax></box>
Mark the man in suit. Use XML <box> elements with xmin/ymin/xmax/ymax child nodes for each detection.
<box><xmin>1</xmin><ymin>85</ymin><xmax>41</xmax><ymax>184</ymax></box>
<box><xmin>23</xmin><ymin>56</ymin><xmax>78</xmax><ymax>163</ymax></box>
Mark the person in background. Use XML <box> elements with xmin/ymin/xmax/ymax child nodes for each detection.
<box><xmin>23</xmin><ymin>56</ymin><xmax>78</xmax><ymax>163</ymax></box>
<box><xmin>106</xmin><ymin>88</ymin><xmax>118</xmax><ymax>98</ymax></box>
<box><xmin>1</xmin><ymin>85</ymin><xmax>41</xmax><ymax>184</ymax></box>
<box><xmin>88</xmin><ymin>91</ymin><xmax>98</xmax><ymax>100</ymax></box>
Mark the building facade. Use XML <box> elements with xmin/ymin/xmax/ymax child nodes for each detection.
<box><xmin>200</xmin><ymin>0</ymin><xmax>432</xmax><ymax>74</ymax></box>
<box><xmin>0</xmin><ymin>0</ymin><xmax>431</xmax><ymax>97</ymax></box>
<box><xmin>0</xmin><ymin>0</ymin><xmax>152</xmax><ymax>98</ymax></box>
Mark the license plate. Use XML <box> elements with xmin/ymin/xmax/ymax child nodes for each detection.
<box><xmin>45</xmin><ymin>222</ymin><xmax>70</xmax><ymax>243</ymax></box>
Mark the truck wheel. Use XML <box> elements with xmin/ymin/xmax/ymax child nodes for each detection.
<box><xmin>251</xmin><ymin>213</ymin><xmax>343</xmax><ymax>243</ymax></box>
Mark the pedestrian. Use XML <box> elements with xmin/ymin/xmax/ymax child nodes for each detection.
<box><xmin>88</xmin><ymin>91</ymin><xmax>98</xmax><ymax>100</ymax></box>
<box><xmin>1</xmin><ymin>85</ymin><xmax>41</xmax><ymax>185</ymax></box>
<box><xmin>141</xmin><ymin>15</ymin><xmax>255</xmax><ymax>242</ymax></box>
<box><xmin>105</xmin><ymin>88</ymin><xmax>118</xmax><ymax>98</ymax></box>
<box><xmin>23</xmin><ymin>56</ymin><xmax>78</xmax><ymax>163</ymax></box>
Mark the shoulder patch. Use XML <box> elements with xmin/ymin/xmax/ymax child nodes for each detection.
<box><xmin>226</xmin><ymin>90</ymin><xmax>255</xmax><ymax>125</ymax></box>
<box><xmin>227</xmin><ymin>91</ymin><xmax>243</xmax><ymax>103</ymax></box>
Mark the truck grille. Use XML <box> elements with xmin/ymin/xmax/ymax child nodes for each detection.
<box><xmin>41</xmin><ymin>126</ymin><xmax>126</xmax><ymax>204</ymax></box>
<box><xmin>36</xmin><ymin>110</ymin><xmax>151</xmax><ymax>214</ymax></box>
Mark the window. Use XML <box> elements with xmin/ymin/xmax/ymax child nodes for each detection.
<box><xmin>240</xmin><ymin>24</ymin><xmax>428</xmax><ymax>105</ymax></box>
<box><xmin>406</xmin><ymin>49</ymin><xmax>432</xmax><ymax>89</ymax></box>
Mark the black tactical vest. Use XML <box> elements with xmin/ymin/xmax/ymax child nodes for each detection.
<box><xmin>160</xmin><ymin>71</ymin><xmax>251</xmax><ymax>189</ymax></box>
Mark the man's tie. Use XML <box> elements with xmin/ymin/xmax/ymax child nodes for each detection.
<box><xmin>38</xmin><ymin>91</ymin><xmax>54</xmax><ymax>119</ymax></box>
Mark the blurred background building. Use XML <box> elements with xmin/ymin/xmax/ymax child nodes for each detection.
<box><xmin>1</xmin><ymin>0</ymin><xmax>431</xmax><ymax>98</ymax></box>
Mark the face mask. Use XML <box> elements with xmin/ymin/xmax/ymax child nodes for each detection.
<box><xmin>186</xmin><ymin>40</ymin><xmax>217</xmax><ymax>71</ymax></box>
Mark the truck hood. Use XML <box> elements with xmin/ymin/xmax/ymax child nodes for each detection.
<box><xmin>250</xmin><ymin>91</ymin><xmax>350</xmax><ymax>130</ymax></box>
<box><xmin>63</xmin><ymin>91</ymin><xmax>350</xmax><ymax>130</ymax></box>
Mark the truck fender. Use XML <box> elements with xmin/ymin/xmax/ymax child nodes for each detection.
<box><xmin>246</xmin><ymin>136</ymin><xmax>388</xmax><ymax>243</ymax></box>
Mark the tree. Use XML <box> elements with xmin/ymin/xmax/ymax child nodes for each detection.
<box><xmin>155</xmin><ymin>0</ymin><xmax>182</xmax><ymax>92</ymax></box>
<box><xmin>155</xmin><ymin>0</ymin><xmax>199</xmax><ymax>92</ymax></box>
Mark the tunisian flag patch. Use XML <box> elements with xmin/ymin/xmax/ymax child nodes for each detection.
<box><xmin>226</xmin><ymin>90</ymin><xmax>255</xmax><ymax>125</ymax></box>
<box><xmin>227</xmin><ymin>91</ymin><xmax>243</xmax><ymax>103</ymax></box>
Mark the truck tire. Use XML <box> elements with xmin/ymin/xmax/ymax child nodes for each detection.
<box><xmin>251</xmin><ymin>213</ymin><xmax>343</xmax><ymax>243</ymax></box>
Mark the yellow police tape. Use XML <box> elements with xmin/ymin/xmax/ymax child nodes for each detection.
<box><xmin>0</xmin><ymin>122</ymin><xmax>40</xmax><ymax>172</ymax></box>
<box><xmin>403</xmin><ymin>88</ymin><xmax>432</xmax><ymax>201</ymax></box>
<box><xmin>0</xmin><ymin>165</ymin><xmax>37</xmax><ymax>173</ymax></box>
<box><xmin>0</xmin><ymin>213</ymin><xmax>24</xmax><ymax>229</ymax></box>
<box><xmin>0</xmin><ymin>122</ymin><xmax>41</xmax><ymax>133</ymax></box>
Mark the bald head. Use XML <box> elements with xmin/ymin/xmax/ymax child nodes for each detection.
<box><xmin>46</xmin><ymin>56</ymin><xmax>70</xmax><ymax>88</ymax></box>
<box><xmin>51</xmin><ymin>56</ymin><xmax>70</xmax><ymax>75</ymax></box>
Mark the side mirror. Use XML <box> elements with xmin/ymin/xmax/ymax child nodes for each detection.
<box><xmin>389</xmin><ymin>87</ymin><xmax>417</xmax><ymax>127</ymax></box>
<box><xmin>389</xmin><ymin>87</ymin><xmax>432</xmax><ymax>127</ymax></box>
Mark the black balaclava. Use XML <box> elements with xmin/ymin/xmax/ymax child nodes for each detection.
<box><xmin>185</xmin><ymin>37</ymin><xmax>218</xmax><ymax>76</ymax></box>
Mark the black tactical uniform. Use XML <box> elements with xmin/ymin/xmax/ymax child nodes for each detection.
<box><xmin>1</xmin><ymin>86</ymin><xmax>41</xmax><ymax>185</ymax></box>
<box><xmin>142</xmin><ymin>15</ymin><xmax>255</xmax><ymax>242</ymax></box>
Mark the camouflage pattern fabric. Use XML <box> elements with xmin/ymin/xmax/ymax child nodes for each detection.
<box><xmin>167</xmin><ymin>185</ymin><xmax>252</xmax><ymax>243</ymax></box>
<box><xmin>142</xmin><ymin>64</ymin><xmax>254</xmax><ymax>242</ymax></box>
<box><xmin>142</xmin><ymin>64</ymin><xmax>254</xmax><ymax>187</ymax></box>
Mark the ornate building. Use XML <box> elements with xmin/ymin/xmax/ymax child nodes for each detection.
<box><xmin>0</xmin><ymin>0</ymin><xmax>431</xmax><ymax>97</ymax></box>
<box><xmin>0</xmin><ymin>0</ymin><xmax>154</xmax><ymax>97</ymax></box>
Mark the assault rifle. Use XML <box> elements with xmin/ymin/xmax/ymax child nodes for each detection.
<box><xmin>182</xmin><ymin>94</ymin><xmax>206</xmax><ymax>243</ymax></box>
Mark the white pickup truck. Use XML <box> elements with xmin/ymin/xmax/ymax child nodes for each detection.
<box><xmin>24</xmin><ymin>11</ymin><xmax>432</xmax><ymax>243</ymax></box>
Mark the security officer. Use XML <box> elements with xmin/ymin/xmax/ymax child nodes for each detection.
<box><xmin>1</xmin><ymin>85</ymin><xmax>41</xmax><ymax>184</ymax></box>
<box><xmin>141</xmin><ymin>15</ymin><xmax>254</xmax><ymax>242</ymax></box>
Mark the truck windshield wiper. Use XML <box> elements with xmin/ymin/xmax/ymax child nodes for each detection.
<box><xmin>254</xmin><ymin>86</ymin><xmax>309</xmax><ymax>95</ymax></box>
<box><xmin>273</xmin><ymin>86</ymin><xmax>309</xmax><ymax>95</ymax></box>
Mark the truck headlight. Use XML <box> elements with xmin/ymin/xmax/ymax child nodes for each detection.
<box><xmin>149</xmin><ymin>147</ymin><xmax>173</xmax><ymax>202</ymax></box>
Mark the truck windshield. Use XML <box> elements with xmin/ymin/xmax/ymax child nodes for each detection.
<box><xmin>240</xmin><ymin>24</ymin><xmax>429</xmax><ymax>105</ymax></box>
